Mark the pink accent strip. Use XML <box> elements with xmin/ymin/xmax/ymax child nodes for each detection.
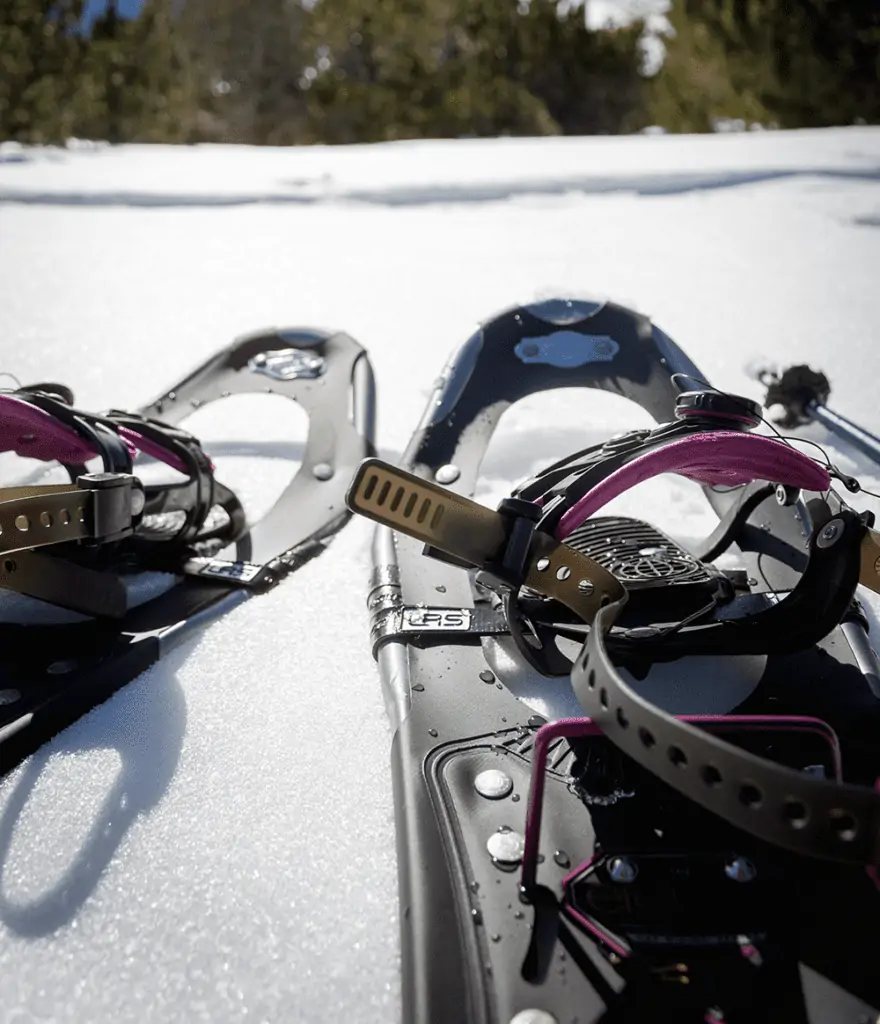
<box><xmin>556</xmin><ymin>432</ymin><xmax>830</xmax><ymax>540</ymax></box>
<box><xmin>0</xmin><ymin>395</ymin><xmax>189</xmax><ymax>474</ymax></box>
<box><xmin>0</xmin><ymin>395</ymin><xmax>118</xmax><ymax>464</ymax></box>
<box><xmin>521</xmin><ymin>715</ymin><xmax>842</xmax><ymax>892</ymax></box>
<box><xmin>561</xmin><ymin>851</ymin><xmax>599</xmax><ymax>891</ymax></box>
<box><xmin>562</xmin><ymin>904</ymin><xmax>630</xmax><ymax>959</ymax></box>
<box><xmin>117</xmin><ymin>427</ymin><xmax>188</xmax><ymax>475</ymax></box>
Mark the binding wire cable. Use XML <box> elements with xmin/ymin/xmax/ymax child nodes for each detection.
<box><xmin>670</xmin><ymin>371</ymin><xmax>880</xmax><ymax>505</ymax></box>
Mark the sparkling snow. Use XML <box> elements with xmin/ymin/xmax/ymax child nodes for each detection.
<box><xmin>0</xmin><ymin>128</ymin><xmax>879</xmax><ymax>1023</ymax></box>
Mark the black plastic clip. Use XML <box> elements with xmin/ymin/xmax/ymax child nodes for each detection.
<box><xmin>486</xmin><ymin>496</ymin><xmax>544</xmax><ymax>586</ymax></box>
<box><xmin>421</xmin><ymin>496</ymin><xmax>545</xmax><ymax>583</ymax></box>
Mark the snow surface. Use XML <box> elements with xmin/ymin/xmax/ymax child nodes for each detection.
<box><xmin>1</xmin><ymin>127</ymin><xmax>880</xmax><ymax>1023</ymax></box>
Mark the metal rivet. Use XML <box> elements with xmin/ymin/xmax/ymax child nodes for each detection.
<box><xmin>76</xmin><ymin>506</ymin><xmax>85</xmax><ymax>522</ymax></box>
<box><xmin>47</xmin><ymin>660</ymin><xmax>77</xmax><ymax>675</ymax></box>
<box><xmin>14</xmin><ymin>515</ymin><xmax>29</xmax><ymax>532</ymax></box>
<box><xmin>536</xmin><ymin>557</ymin><xmax>550</xmax><ymax>572</ymax></box>
<box><xmin>435</xmin><ymin>464</ymin><xmax>461</xmax><ymax>485</ymax></box>
<box><xmin>577</xmin><ymin>578</ymin><xmax>594</xmax><ymax>594</ymax></box>
<box><xmin>509</xmin><ymin>1009</ymin><xmax>558</xmax><ymax>1024</ymax></box>
<box><xmin>556</xmin><ymin>565</ymin><xmax>571</xmax><ymax>581</ymax></box>
<box><xmin>131</xmin><ymin>489</ymin><xmax>146</xmax><ymax>517</ymax></box>
<box><xmin>724</xmin><ymin>856</ymin><xmax>756</xmax><ymax>882</ymax></box>
<box><xmin>39</xmin><ymin>512</ymin><xmax>52</xmax><ymax>527</ymax></box>
<box><xmin>475</xmin><ymin>769</ymin><xmax>513</xmax><ymax>800</ymax></box>
<box><xmin>313</xmin><ymin>463</ymin><xmax>334</xmax><ymax>481</ymax></box>
<box><xmin>817</xmin><ymin>519</ymin><xmax>844</xmax><ymax>548</ymax></box>
<box><xmin>607</xmin><ymin>856</ymin><xmax>638</xmax><ymax>883</ymax></box>
<box><xmin>60</xmin><ymin>509</ymin><xmax>71</xmax><ymax>525</ymax></box>
<box><xmin>487</xmin><ymin>828</ymin><xmax>525</xmax><ymax>864</ymax></box>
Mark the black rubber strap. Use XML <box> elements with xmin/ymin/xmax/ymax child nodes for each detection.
<box><xmin>572</xmin><ymin>517</ymin><xmax>880</xmax><ymax>868</ymax></box>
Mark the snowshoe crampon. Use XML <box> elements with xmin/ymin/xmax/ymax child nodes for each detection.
<box><xmin>346</xmin><ymin>298</ymin><xmax>880</xmax><ymax>1024</ymax></box>
<box><xmin>0</xmin><ymin>327</ymin><xmax>375</xmax><ymax>775</ymax></box>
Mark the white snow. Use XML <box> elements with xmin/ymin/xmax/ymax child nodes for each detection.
<box><xmin>1</xmin><ymin>127</ymin><xmax>879</xmax><ymax>1023</ymax></box>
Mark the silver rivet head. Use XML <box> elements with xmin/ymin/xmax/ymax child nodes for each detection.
<box><xmin>313</xmin><ymin>463</ymin><xmax>334</xmax><ymax>481</ymax></box>
<box><xmin>817</xmin><ymin>519</ymin><xmax>844</xmax><ymax>548</ymax></box>
<box><xmin>577</xmin><ymin>578</ymin><xmax>594</xmax><ymax>594</ymax></box>
<box><xmin>487</xmin><ymin>828</ymin><xmax>525</xmax><ymax>864</ymax></box>
<box><xmin>724</xmin><ymin>856</ymin><xmax>756</xmax><ymax>883</ymax></box>
<box><xmin>509</xmin><ymin>1012</ymin><xmax>558</xmax><ymax>1024</ymax></box>
<box><xmin>475</xmin><ymin>769</ymin><xmax>513</xmax><ymax>800</ymax></box>
<box><xmin>131</xmin><ymin>488</ymin><xmax>146</xmax><ymax>517</ymax></box>
<box><xmin>556</xmin><ymin>565</ymin><xmax>571</xmax><ymax>581</ymax></box>
<box><xmin>47</xmin><ymin>660</ymin><xmax>77</xmax><ymax>675</ymax></box>
<box><xmin>536</xmin><ymin>557</ymin><xmax>550</xmax><ymax>571</ymax></box>
<box><xmin>435</xmin><ymin>464</ymin><xmax>461</xmax><ymax>485</ymax></box>
<box><xmin>607</xmin><ymin>856</ymin><xmax>638</xmax><ymax>883</ymax></box>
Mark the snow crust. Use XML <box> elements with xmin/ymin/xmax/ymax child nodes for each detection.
<box><xmin>0</xmin><ymin>127</ymin><xmax>879</xmax><ymax>1022</ymax></box>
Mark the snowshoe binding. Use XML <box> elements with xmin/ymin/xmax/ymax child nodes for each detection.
<box><xmin>346</xmin><ymin>297</ymin><xmax>880</xmax><ymax>1024</ymax></box>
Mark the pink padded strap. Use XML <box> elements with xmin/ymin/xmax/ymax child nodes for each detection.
<box><xmin>0</xmin><ymin>394</ymin><xmax>188</xmax><ymax>474</ymax></box>
<box><xmin>556</xmin><ymin>432</ymin><xmax>830</xmax><ymax>540</ymax></box>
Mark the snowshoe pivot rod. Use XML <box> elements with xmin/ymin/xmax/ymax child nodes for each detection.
<box><xmin>346</xmin><ymin>458</ymin><xmax>625</xmax><ymax>621</ymax></box>
<box><xmin>760</xmin><ymin>364</ymin><xmax>880</xmax><ymax>469</ymax></box>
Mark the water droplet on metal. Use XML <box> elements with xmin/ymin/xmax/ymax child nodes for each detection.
<box><xmin>475</xmin><ymin>769</ymin><xmax>513</xmax><ymax>800</ymax></box>
<box><xmin>471</xmin><ymin>908</ymin><xmax>483</xmax><ymax>925</ymax></box>
<box><xmin>469</xmin><ymin>880</ymin><xmax>480</xmax><ymax>893</ymax></box>
<box><xmin>436</xmin><ymin>585</ymin><xmax>447</xmax><ymax>593</ymax></box>
<box><xmin>435</xmin><ymin>464</ymin><xmax>461</xmax><ymax>485</ymax></box>
<box><xmin>554</xmin><ymin>850</ymin><xmax>570</xmax><ymax>868</ymax></box>
<box><xmin>313</xmin><ymin>462</ymin><xmax>334</xmax><ymax>481</ymax></box>
<box><xmin>509</xmin><ymin>1010</ymin><xmax>559</xmax><ymax>1024</ymax></box>
<box><xmin>412</xmin><ymin>683</ymin><xmax>425</xmax><ymax>692</ymax></box>
<box><xmin>480</xmin><ymin>670</ymin><xmax>496</xmax><ymax>684</ymax></box>
<box><xmin>491</xmin><ymin>933</ymin><xmax>501</xmax><ymax>943</ymax></box>
<box><xmin>0</xmin><ymin>689</ymin><xmax>20</xmax><ymax>705</ymax></box>
<box><xmin>528</xmin><ymin>715</ymin><xmax>547</xmax><ymax>728</ymax></box>
<box><xmin>724</xmin><ymin>856</ymin><xmax>756</xmax><ymax>883</ymax></box>
<box><xmin>537</xmin><ymin>854</ymin><xmax>545</xmax><ymax>864</ymax></box>
<box><xmin>496</xmin><ymin>682</ymin><xmax>503</xmax><ymax>689</ymax></box>
<box><xmin>428</xmin><ymin>728</ymin><xmax>438</xmax><ymax>738</ymax></box>
<box><xmin>511</xmin><ymin>794</ymin><xmax>520</xmax><ymax>803</ymax></box>
<box><xmin>514</xmin><ymin>910</ymin><xmax>524</xmax><ymax>920</ymax></box>
<box><xmin>607</xmin><ymin>856</ymin><xmax>638</xmax><ymax>883</ymax></box>
<box><xmin>487</xmin><ymin>828</ymin><xmax>525</xmax><ymax>865</ymax></box>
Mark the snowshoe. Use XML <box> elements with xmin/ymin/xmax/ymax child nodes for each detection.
<box><xmin>346</xmin><ymin>297</ymin><xmax>880</xmax><ymax>1024</ymax></box>
<box><xmin>0</xmin><ymin>326</ymin><xmax>375</xmax><ymax>775</ymax></box>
